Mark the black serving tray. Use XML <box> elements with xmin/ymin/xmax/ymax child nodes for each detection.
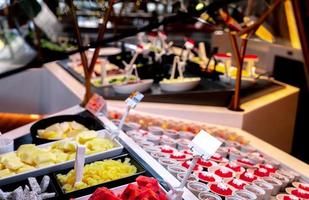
<box><xmin>30</xmin><ymin>110</ymin><xmax>105</xmax><ymax>145</ymax></box>
<box><xmin>53</xmin><ymin>153</ymin><xmax>146</xmax><ymax>199</ymax></box>
<box><xmin>0</xmin><ymin>175</ymin><xmax>59</xmax><ymax>199</ymax></box>
<box><xmin>58</xmin><ymin>59</ymin><xmax>284</xmax><ymax>107</ymax></box>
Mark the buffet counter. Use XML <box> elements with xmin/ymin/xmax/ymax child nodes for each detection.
<box><xmin>44</xmin><ymin>61</ymin><xmax>299</xmax><ymax>153</ymax></box>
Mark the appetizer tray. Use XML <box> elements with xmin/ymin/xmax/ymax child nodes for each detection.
<box><xmin>0</xmin><ymin>130</ymin><xmax>124</xmax><ymax>185</ymax></box>
<box><xmin>58</xmin><ymin>59</ymin><xmax>283</xmax><ymax>107</ymax></box>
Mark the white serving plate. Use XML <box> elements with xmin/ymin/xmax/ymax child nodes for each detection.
<box><xmin>113</xmin><ymin>79</ymin><xmax>153</xmax><ymax>94</ymax></box>
<box><xmin>159</xmin><ymin>78</ymin><xmax>200</xmax><ymax>92</ymax></box>
<box><xmin>0</xmin><ymin>130</ymin><xmax>123</xmax><ymax>185</ymax></box>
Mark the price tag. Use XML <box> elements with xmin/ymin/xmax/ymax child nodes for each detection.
<box><xmin>125</xmin><ymin>92</ymin><xmax>144</xmax><ymax>109</ymax></box>
<box><xmin>85</xmin><ymin>93</ymin><xmax>106</xmax><ymax>114</ymax></box>
<box><xmin>189</xmin><ymin>130</ymin><xmax>222</xmax><ymax>159</ymax></box>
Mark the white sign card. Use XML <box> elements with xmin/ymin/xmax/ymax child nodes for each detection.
<box><xmin>125</xmin><ymin>92</ymin><xmax>144</xmax><ymax>109</ymax></box>
<box><xmin>189</xmin><ymin>130</ymin><xmax>222</xmax><ymax>159</ymax></box>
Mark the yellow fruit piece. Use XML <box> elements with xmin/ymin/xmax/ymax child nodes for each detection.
<box><xmin>0</xmin><ymin>169</ymin><xmax>15</xmax><ymax>178</ymax></box>
<box><xmin>16</xmin><ymin>165</ymin><xmax>35</xmax><ymax>173</ymax></box>
<box><xmin>36</xmin><ymin>162</ymin><xmax>55</xmax><ymax>168</ymax></box>
<box><xmin>2</xmin><ymin>157</ymin><xmax>25</xmax><ymax>171</ymax></box>
<box><xmin>76</xmin><ymin>131</ymin><xmax>98</xmax><ymax>144</ymax></box>
<box><xmin>52</xmin><ymin>140</ymin><xmax>76</xmax><ymax>153</ymax></box>
<box><xmin>85</xmin><ymin>138</ymin><xmax>114</xmax><ymax>153</ymax></box>
<box><xmin>0</xmin><ymin>152</ymin><xmax>17</xmax><ymax>163</ymax></box>
<box><xmin>38</xmin><ymin>130</ymin><xmax>62</xmax><ymax>139</ymax></box>
<box><xmin>50</xmin><ymin>149</ymin><xmax>69</xmax><ymax>163</ymax></box>
<box><xmin>57</xmin><ymin>158</ymin><xmax>137</xmax><ymax>192</ymax></box>
<box><xmin>0</xmin><ymin>163</ymin><xmax>4</xmax><ymax>170</ymax></box>
<box><xmin>34</xmin><ymin>151</ymin><xmax>56</xmax><ymax>166</ymax></box>
<box><xmin>16</xmin><ymin>144</ymin><xmax>39</xmax><ymax>165</ymax></box>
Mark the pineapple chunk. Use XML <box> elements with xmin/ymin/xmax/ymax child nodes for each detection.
<box><xmin>16</xmin><ymin>165</ymin><xmax>35</xmax><ymax>173</ymax></box>
<box><xmin>2</xmin><ymin>157</ymin><xmax>25</xmax><ymax>171</ymax></box>
<box><xmin>34</xmin><ymin>151</ymin><xmax>56</xmax><ymax>166</ymax></box>
<box><xmin>16</xmin><ymin>144</ymin><xmax>38</xmax><ymax>165</ymax></box>
<box><xmin>0</xmin><ymin>169</ymin><xmax>15</xmax><ymax>178</ymax></box>
<box><xmin>76</xmin><ymin>131</ymin><xmax>98</xmax><ymax>144</ymax></box>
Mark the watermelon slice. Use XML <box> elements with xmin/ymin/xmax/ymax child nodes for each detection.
<box><xmin>89</xmin><ymin>187</ymin><xmax>121</xmax><ymax>200</ymax></box>
<box><xmin>121</xmin><ymin>183</ymin><xmax>142</xmax><ymax>200</ymax></box>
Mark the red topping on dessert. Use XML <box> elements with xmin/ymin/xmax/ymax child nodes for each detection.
<box><xmin>181</xmin><ymin>161</ymin><xmax>202</xmax><ymax>171</ymax></box>
<box><xmin>254</xmin><ymin>168</ymin><xmax>270</xmax><ymax>177</ymax></box>
<box><xmin>160</xmin><ymin>146</ymin><xmax>174</xmax><ymax>154</ymax></box>
<box><xmin>214</xmin><ymin>167</ymin><xmax>233</xmax><ymax>178</ymax></box>
<box><xmin>283</xmin><ymin>195</ymin><xmax>299</xmax><ymax>200</ymax></box>
<box><xmin>299</xmin><ymin>183</ymin><xmax>309</xmax><ymax>192</ymax></box>
<box><xmin>211</xmin><ymin>153</ymin><xmax>223</xmax><ymax>161</ymax></box>
<box><xmin>260</xmin><ymin>164</ymin><xmax>277</xmax><ymax>173</ymax></box>
<box><xmin>291</xmin><ymin>188</ymin><xmax>309</xmax><ymax>199</ymax></box>
<box><xmin>197</xmin><ymin>159</ymin><xmax>215</xmax><ymax>168</ymax></box>
<box><xmin>239</xmin><ymin>172</ymin><xmax>257</xmax><ymax>182</ymax></box>
<box><xmin>210</xmin><ymin>183</ymin><xmax>233</xmax><ymax>196</ymax></box>
<box><xmin>226</xmin><ymin>162</ymin><xmax>242</xmax><ymax>172</ymax></box>
<box><xmin>228</xmin><ymin>178</ymin><xmax>247</xmax><ymax>190</ymax></box>
<box><xmin>170</xmin><ymin>152</ymin><xmax>186</xmax><ymax>160</ymax></box>
<box><xmin>198</xmin><ymin>172</ymin><xmax>216</xmax><ymax>183</ymax></box>
<box><xmin>237</xmin><ymin>158</ymin><xmax>254</xmax><ymax>166</ymax></box>
<box><xmin>183</xmin><ymin>150</ymin><xmax>193</xmax><ymax>155</ymax></box>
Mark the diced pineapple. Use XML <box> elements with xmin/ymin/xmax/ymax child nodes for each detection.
<box><xmin>0</xmin><ymin>169</ymin><xmax>15</xmax><ymax>178</ymax></box>
<box><xmin>16</xmin><ymin>144</ymin><xmax>38</xmax><ymax>165</ymax></box>
<box><xmin>2</xmin><ymin>157</ymin><xmax>25</xmax><ymax>171</ymax></box>
<box><xmin>34</xmin><ymin>151</ymin><xmax>56</xmax><ymax>166</ymax></box>
<box><xmin>76</xmin><ymin>131</ymin><xmax>98</xmax><ymax>144</ymax></box>
<box><xmin>16</xmin><ymin>165</ymin><xmax>35</xmax><ymax>173</ymax></box>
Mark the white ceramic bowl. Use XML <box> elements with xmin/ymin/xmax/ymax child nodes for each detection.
<box><xmin>113</xmin><ymin>79</ymin><xmax>153</xmax><ymax>94</ymax></box>
<box><xmin>159</xmin><ymin>78</ymin><xmax>201</xmax><ymax>92</ymax></box>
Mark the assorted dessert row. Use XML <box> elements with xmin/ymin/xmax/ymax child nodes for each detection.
<box><xmin>108</xmin><ymin>111</ymin><xmax>309</xmax><ymax>200</ymax></box>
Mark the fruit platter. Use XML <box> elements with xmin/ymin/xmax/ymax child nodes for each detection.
<box><xmin>0</xmin><ymin>129</ymin><xmax>123</xmax><ymax>185</ymax></box>
<box><xmin>108</xmin><ymin>110</ymin><xmax>309</xmax><ymax>200</ymax></box>
<box><xmin>75</xmin><ymin>176</ymin><xmax>168</xmax><ymax>200</ymax></box>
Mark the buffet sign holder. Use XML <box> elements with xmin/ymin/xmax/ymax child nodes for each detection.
<box><xmin>167</xmin><ymin>130</ymin><xmax>222</xmax><ymax>200</ymax></box>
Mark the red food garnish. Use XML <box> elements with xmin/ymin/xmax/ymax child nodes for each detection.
<box><xmin>160</xmin><ymin>147</ymin><xmax>174</xmax><ymax>154</ymax></box>
<box><xmin>198</xmin><ymin>172</ymin><xmax>216</xmax><ymax>182</ymax></box>
<box><xmin>197</xmin><ymin>159</ymin><xmax>215</xmax><ymax>168</ymax></box>
<box><xmin>214</xmin><ymin>168</ymin><xmax>233</xmax><ymax>178</ymax></box>
<box><xmin>210</xmin><ymin>183</ymin><xmax>233</xmax><ymax>196</ymax></box>
<box><xmin>170</xmin><ymin>153</ymin><xmax>186</xmax><ymax>160</ymax></box>
<box><xmin>237</xmin><ymin>158</ymin><xmax>254</xmax><ymax>166</ymax></box>
<box><xmin>254</xmin><ymin>168</ymin><xmax>270</xmax><ymax>177</ymax></box>
<box><xmin>283</xmin><ymin>195</ymin><xmax>299</xmax><ymax>200</ymax></box>
<box><xmin>181</xmin><ymin>161</ymin><xmax>201</xmax><ymax>171</ymax></box>
<box><xmin>226</xmin><ymin>163</ymin><xmax>241</xmax><ymax>172</ymax></box>
<box><xmin>239</xmin><ymin>172</ymin><xmax>257</xmax><ymax>183</ymax></box>
<box><xmin>259</xmin><ymin>164</ymin><xmax>277</xmax><ymax>173</ymax></box>
<box><xmin>299</xmin><ymin>183</ymin><xmax>309</xmax><ymax>192</ymax></box>
<box><xmin>291</xmin><ymin>189</ymin><xmax>309</xmax><ymax>199</ymax></box>
<box><xmin>227</xmin><ymin>178</ymin><xmax>247</xmax><ymax>190</ymax></box>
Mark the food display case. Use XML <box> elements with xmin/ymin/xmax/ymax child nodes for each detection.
<box><xmin>1</xmin><ymin>104</ymin><xmax>309</xmax><ymax>200</ymax></box>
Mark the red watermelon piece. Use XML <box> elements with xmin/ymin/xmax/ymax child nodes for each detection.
<box><xmin>89</xmin><ymin>187</ymin><xmax>120</xmax><ymax>200</ymax></box>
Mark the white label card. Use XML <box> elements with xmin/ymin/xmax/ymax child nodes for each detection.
<box><xmin>125</xmin><ymin>92</ymin><xmax>144</xmax><ymax>109</ymax></box>
<box><xmin>189</xmin><ymin>130</ymin><xmax>222</xmax><ymax>159</ymax></box>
